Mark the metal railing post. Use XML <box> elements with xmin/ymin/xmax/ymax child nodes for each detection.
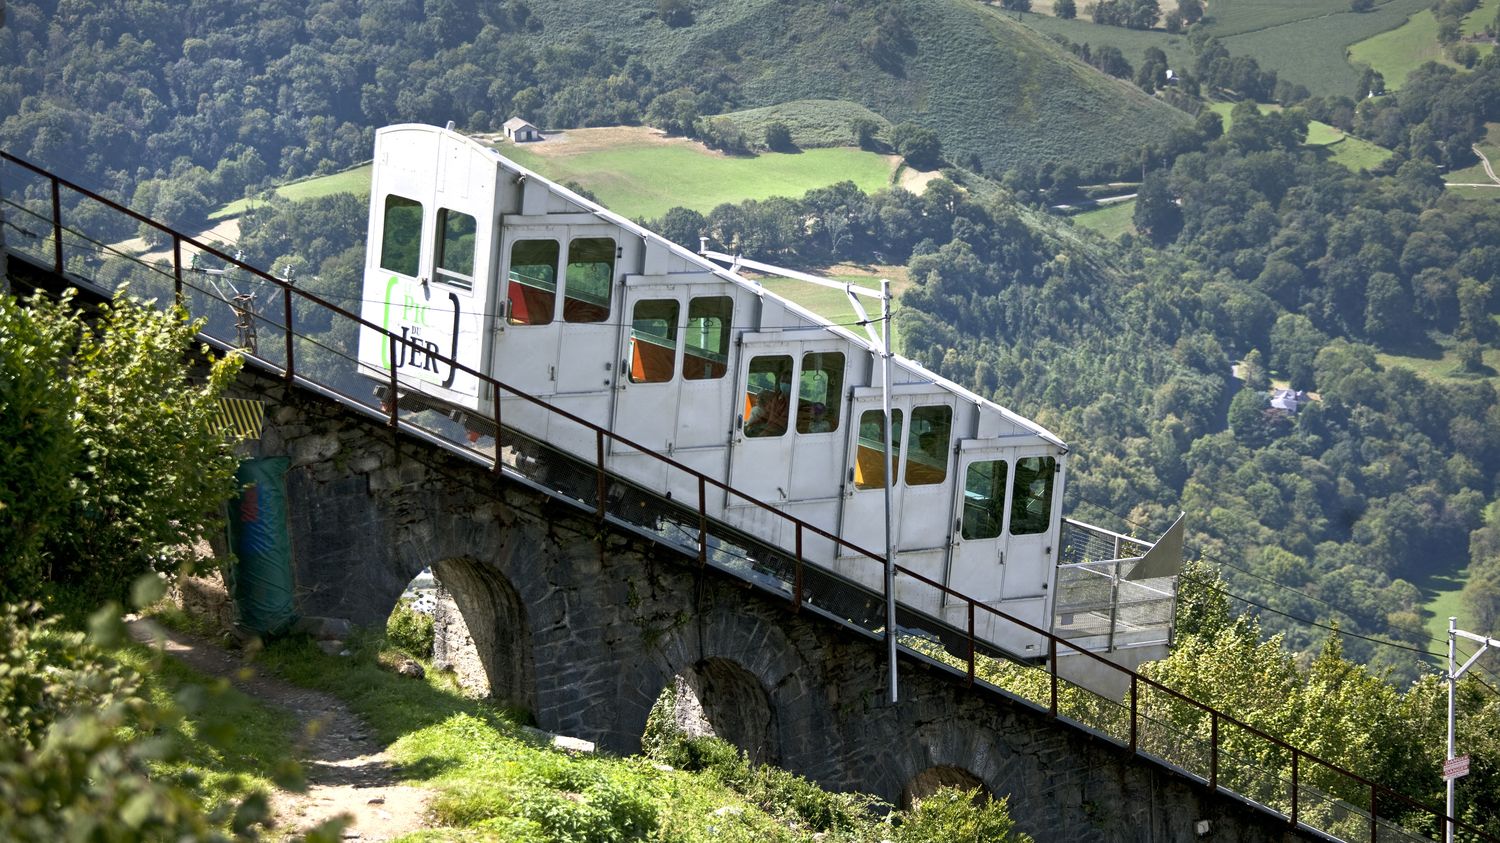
<box><xmin>1108</xmin><ymin>555</ymin><xmax>1122</xmax><ymax>652</ymax></box>
<box><xmin>595</xmin><ymin>430</ymin><xmax>607</xmax><ymax>519</ymax></box>
<box><xmin>49</xmin><ymin>176</ymin><xmax>63</xmax><ymax>274</ymax></box>
<box><xmin>1049</xmin><ymin>637</ymin><xmax>1058</xmax><ymax>718</ymax></box>
<box><xmin>1290</xmin><ymin>750</ymin><xmax>1299</xmax><ymax>828</ymax></box>
<box><xmin>1130</xmin><ymin>674</ymin><xmax>1138</xmax><ymax>752</ymax></box>
<box><xmin>698</xmin><ymin>477</ymin><xmax>708</xmax><ymax>567</ymax></box>
<box><xmin>172</xmin><ymin>235</ymin><xmax>184</xmax><ymax>304</ymax></box>
<box><xmin>501</xmin><ymin>387</ymin><xmax>513</xmax><ymax>474</ymax></box>
<box><xmin>390</xmin><ymin>331</ymin><xmax>402</xmax><ymax>429</ymax></box>
<box><xmin>1210</xmin><ymin>712</ymin><xmax>1219</xmax><ymax>791</ymax></box>
<box><xmin>794</xmin><ymin>524</ymin><xmax>803</xmax><ymax>611</ymax></box>
<box><xmin>967</xmin><ymin>602</ymin><xmax>976</xmax><ymax>686</ymax></box>
<box><xmin>1370</xmin><ymin>784</ymin><xmax>1378</xmax><ymax>843</ymax></box>
<box><xmin>283</xmin><ymin>290</ymin><xmax>294</xmax><ymax>381</ymax></box>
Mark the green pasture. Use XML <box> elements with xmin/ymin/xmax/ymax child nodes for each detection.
<box><xmin>1444</xmin><ymin>121</ymin><xmax>1500</xmax><ymax>185</ymax></box>
<box><xmin>1374</xmin><ymin>343</ymin><xmax>1500</xmax><ymax>383</ymax></box>
<box><xmin>211</xmin><ymin>164</ymin><xmax>372</xmax><ymax>220</ymax></box>
<box><xmin>1420</xmin><ymin>566</ymin><xmax>1469</xmax><ymax>653</ymax></box>
<box><xmin>1209</xmin><ymin>101</ymin><xmax>1395</xmax><ymax>171</ymax></box>
<box><xmin>501</xmin><ymin>141</ymin><xmax>895</xmax><ymax>220</ymax></box>
<box><xmin>1347</xmin><ymin>9</ymin><xmax>1461</xmax><ymax>90</ymax></box>
<box><xmin>1218</xmin><ymin>0</ymin><xmax>1430</xmax><ymax>98</ymax></box>
<box><xmin>758</xmin><ymin>266</ymin><xmax>911</xmax><ymax>335</ymax></box>
<box><xmin>1463</xmin><ymin>0</ymin><xmax>1498</xmax><ymax>36</ymax></box>
<box><xmin>1016</xmin><ymin>13</ymin><xmax>1196</xmax><ymax>73</ymax></box>
<box><xmin>1070</xmin><ymin>199</ymin><xmax>1137</xmax><ymax>239</ymax></box>
<box><xmin>712</xmin><ymin>99</ymin><xmax>892</xmax><ymax>149</ymax></box>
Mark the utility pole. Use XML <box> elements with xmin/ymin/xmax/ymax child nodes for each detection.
<box><xmin>1445</xmin><ymin>617</ymin><xmax>1498</xmax><ymax>843</ymax></box>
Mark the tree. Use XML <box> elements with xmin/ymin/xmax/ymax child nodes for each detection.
<box><xmin>1133</xmin><ymin>172</ymin><xmax>1181</xmax><ymax>244</ymax></box>
<box><xmin>890</xmin><ymin>122</ymin><xmax>943</xmax><ymax>169</ymax></box>
<box><xmin>1001</xmin><ymin>0</ymin><xmax>1032</xmax><ymax>11</ymax></box>
<box><xmin>1055</xmin><ymin>0</ymin><xmax>1077</xmax><ymax>18</ymax></box>
<box><xmin>0</xmin><ymin>292</ymin><xmax>243</xmax><ymax>615</ymax></box>
<box><xmin>764</xmin><ymin>121</ymin><xmax>793</xmax><ymax>152</ymax></box>
<box><xmin>658</xmin><ymin>0</ymin><xmax>693</xmax><ymax>27</ymax></box>
<box><xmin>1350</xmin><ymin>0</ymin><xmax>1374</xmax><ymax>10</ymax></box>
<box><xmin>1178</xmin><ymin>0</ymin><xmax>1204</xmax><ymax>23</ymax></box>
<box><xmin>1092</xmin><ymin>45</ymin><xmax>1134</xmax><ymax>78</ymax></box>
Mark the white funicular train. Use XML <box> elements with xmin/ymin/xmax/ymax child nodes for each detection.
<box><xmin>357</xmin><ymin>123</ymin><xmax>1181</xmax><ymax>688</ymax></box>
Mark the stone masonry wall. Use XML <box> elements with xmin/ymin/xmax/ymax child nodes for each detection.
<box><xmin>234</xmin><ymin>364</ymin><xmax>1315</xmax><ymax>843</ymax></box>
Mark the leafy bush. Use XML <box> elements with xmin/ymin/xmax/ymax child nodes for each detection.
<box><xmin>387</xmin><ymin>598</ymin><xmax>435</xmax><ymax>657</ymax></box>
<box><xmin>0</xmin><ymin>291</ymin><xmax>242</xmax><ymax>618</ymax></box>
<box><xmin>894</xmin><ymin>787</ymin><xmax>1031</xmax><ymax>843</ymax></box>
<box><xmin>0</xmin><ymin>601</ymin><xmax>288</xmax><ymax>841</ymax></box>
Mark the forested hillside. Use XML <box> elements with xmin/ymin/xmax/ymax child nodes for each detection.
<box><xmin>0</xmin><ymin>0</ymin><xmax>1184</xmax><ymax>234</ymax></box>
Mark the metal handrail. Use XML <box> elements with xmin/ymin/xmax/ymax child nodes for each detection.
<box><xmin>2</xmin><ymin>149</ymin><xmax>1489</xmax><ymax>843</ymax></box>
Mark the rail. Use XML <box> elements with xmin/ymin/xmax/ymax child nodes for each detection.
<box><xmin>1</xmin><ymin>150</ymin><xmax>1490</xmax><ymax>843</ymax></box>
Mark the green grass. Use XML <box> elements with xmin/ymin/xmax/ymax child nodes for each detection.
<box><xmin>1444</xmin><ymin>121</ymin><xmax>1500</xmax><ymax>185</ymax></box>
<box><xmin>1015</xmin><ymin>13</ymin><xmax>1197</xmax><ymax>75</ymax></box>
<box><xmin>211</xmin><ymin>164</ymin><xmax>373</xmax><ymax>220</ymax></box>
<box><xmin>1463</xmin><ymin>0</ymin><xmax>1498</xmax><ymax>36</ymax></box>
<box><xmin>1346</xmin><ymin>9</ymin><xmax>1461</xmax><ymax>91</ymax></box>
<box><xmin>756</xmin><ymin>265</ymin><xmax>911</xmax><ymax>346</ymax></box>
<box><xmin>1374</xmin><ymin>344</ymin><xmax>1500</xmax><ymax>383</ymax></box>
<box><xmin>1420</xmin><ymin>568</ymin><xmax>1469</xmax><ymax>653</ymax></box>
<box><xmin>242</xmin><ymin>630</ymin><xmax>980</xmax><ymax>842</ymax></box>
<box><xmin>712</xmin><ymin>99</ymin><xmax>892</xmax><ymax>149</ymax></box>
<box><xmin>1069</xmin><ymin>199</ymin><xmax>1137</xmax><ymax>239</ymax></box>
<box><xmin>1217</xmin><ymin>0</ymin><xmax>1431</xmax><ymax>97</ymax></box>
<box><xmin>500</xmin><ymin>140</ymin><xmax>896</xmax><ymax>220</ymax></box>
<box><xmin>1209</xmin><ymin>101</ymin><xmax>1396</xmax><ymax>171</ymax></box>
<box><xmin>116</xmin><ymin>642</ymin><xmax>303</xmax><ymax>820</ymax></box>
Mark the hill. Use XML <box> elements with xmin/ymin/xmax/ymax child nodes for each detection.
<box><xmin>521</xmin><ymin>0</ymin><xmax>1192</xmax><ymax>176</ymax></box>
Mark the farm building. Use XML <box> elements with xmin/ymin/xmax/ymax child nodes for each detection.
<box><xmin>503</xmin><ymin>117</ymin><xmax>542</xmax><ymax>142</ymax></box>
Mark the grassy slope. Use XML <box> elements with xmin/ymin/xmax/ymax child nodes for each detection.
<box><xmin>1347</xmin><ymin>9</ymin><xmax>1462</xmax><ymax>90</ymax></box>
<box><xmin>1070</xmin><ymin>199</ymin><xmax>1137</xmax><ymax>239</ymax></box>
<box><xmin>1207</xmin><ymin>101</ymin><xmax>1395</xmax><ymax>171</ymax></box>
<box><xmin>212</xmin><ymin>165</ymin><xmax>373</xmax><ymax>220</ymax></box>
<box><xmin>526</xmin><ymin>0</ymin><xmax>1190</xmax><ymax>175</ymax></box>
<box><xmin>713</xmin><ymin>100</ymin><xmax>893</xmax><ymax>148</ymax></box>
<box><xmin>1016</xmin><ymin>14</ymin><xmax>1197</xmax><ymax>76</ymax></box>
<box><xmin>1443</xmin><ymin>121</ymin><xmax>1500</xmax><ymax>184</ymax></box>
<box><xmin>500</xmin><ymin>135</ymin><xmax>896</xmax><ymax>219</ymax></box>
<box><xmin>1463</xmin><ymin>0</ymin><xmax>1498</xmax><ymax>35</ymax></box>
<box><xmin>1215</xmin><ymin>0</ymin><xmax>1432</xmax><ymax>97</ymax></box>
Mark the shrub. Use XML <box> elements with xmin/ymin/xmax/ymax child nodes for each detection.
<box><xmin>0</xmin><ymin>600</ymin><xmax>287</xmax><ymax>841</ymax></box>
<box><xmin>894</xmin><ymin>787</ymin><xmax>1032</xmax><ymax>843</ymax></box>
<box><xmin>387</xmin><ymin>598</ymin><xmax>435</xmax><ymax>657</ymax></box>
<box><xmin>764</xmin><ymin>121</ymin><xmax>793</xmax><ymax>151</ymax></box>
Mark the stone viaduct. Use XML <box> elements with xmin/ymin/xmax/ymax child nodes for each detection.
<box><xmin>222</xmin><ymin>361</ymin><xmax>1309</xmax><ymax>843</ymax></box>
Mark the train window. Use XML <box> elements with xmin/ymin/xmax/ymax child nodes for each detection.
<box><xmin>684</xmin><ymin>296</ymin><xmax>732</xmax><ymax>380</ymax></box>
<box><xmin>379</xmin><ymin>195</ymin><xmax>422</xmax><ymax>278</ymax></box>
<box><xmin>744</xmin><ymin>355</ymin><xmax>793</xmax><ymax>437</ymax></box>
<box><xmin>796</xmin><ymin>352</ymin><xmax>844</xmax><ymax>434</ymax></box>
<box><xmin>563</xmin><ymin>237</ymin><xmax>614</xmax><ymax>323</ymax></box>
<box><xmin>961</xmin><ymin>460</ymin><xmax>1008</xmax><ymax>540</ymax></box>
<box><xmin>1010</xmin><ymin>456</ymin><xmax>1056</xmax><ymax>536</ymax></box>
<box><xmin>905</xmin><ymin>405</ymin><xmax>951</xmax><ymax>486</ymax></box>
<box><xmin>434</xmin><ymin>208</ymin><xmax>476</xmax><ymax>291</ymax></box>
<box><xmin>629</xmin><ymin>299</ymin><xmax>679</xmax><ymax>384</ymax></box>
<box><xmin>507</xmin><ymin>240</ymin><xmax>558</xmax><ymax>326</ymax></box>
<box><xmin>854</xmin><ymin>409</ymin><xmax>903</xmax><ymax>490</ymax></box>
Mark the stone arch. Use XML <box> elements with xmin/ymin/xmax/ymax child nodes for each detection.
<box><xmin>670</xmin><ymin>657</ymin><xmax>779</xmax><ymax>765</ymax></box>
<box><xmin>431</xmin><ymin>557</ymin><xmax>536</xmax><ymax>714</ymax></box>
<box><xmin>902</xmin><ymin>765</ymin><xmax>993</xmax><ymax>810</ymax></box>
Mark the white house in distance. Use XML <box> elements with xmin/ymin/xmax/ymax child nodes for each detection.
<box><xmin>1270</xmin><ymin>387</ymin><xmax>1312</xmax><ymax>413</ymax></box>
<box><xmin>503</xmin><ymin>117</ymin><xmax>542</xmax><ymax>143</ymax></box>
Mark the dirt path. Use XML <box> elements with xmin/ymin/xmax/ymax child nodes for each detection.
<box><xmin>126</xmin><ymin>619</ymin><xmax>430</xmax><ymax>841</ymax></box>
<box><xmin>1472</xmin><ymin>143</ymin><xmax>1500</xmax><ymax>185</ymax></box>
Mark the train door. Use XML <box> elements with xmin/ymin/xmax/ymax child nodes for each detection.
<box><xmin>785</xmin><ymin>345</ymin><xmax>849</xmax><ymax>504</ymax></box>
<box><xmin>997</xmin><ymin>450</ymin><xmax>1063</xmax><ymax>603</ymax></box>
<box><xmin>947</xmin><ymin>444</ymin><xmax>1013</xmax><ymax>604</ymax></box>
<box><xmin>554</xmin><ymin>227</ymin><xmax>631</xmax><ymax>398</ymax></box>
<box><xmin>611</xmin><ymin>282</ymin><xmax>685</xmax><ymax>455</ymax></box>
<box><xmin>725</xmin><ymin>340</ymin><xmax>800</xmax><ymax>507</ymax></box>
<box><xmin>495</xmin><ymin>223</ymin><xmax>566</xmax><ymax>398</ymax></box>
<box><xmin>837</xmin><ymin>390</ymin><xmax>904</xmax><ymax>559</ymax></box>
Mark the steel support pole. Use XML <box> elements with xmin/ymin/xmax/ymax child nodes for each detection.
<box><xmin>882</xmin><ymin>278</ymin><xmax>897</xmax><ymax>705</ymax></box>
<box><xmin>1447</xmin><ymin>616</ymin><xmax>1457</xmax><ymax>843</ymax></box>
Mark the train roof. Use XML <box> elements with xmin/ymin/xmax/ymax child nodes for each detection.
<box><xmin>378</xmin><ymin>123</ymin><xmax>1067</xmax><ymax>451</ymax></box>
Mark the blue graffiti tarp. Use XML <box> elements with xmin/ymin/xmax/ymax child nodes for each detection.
<box><xmin>225</xmin><ymin>457</ymin><xmax>297</xmax><ymax>636</ymax></box>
